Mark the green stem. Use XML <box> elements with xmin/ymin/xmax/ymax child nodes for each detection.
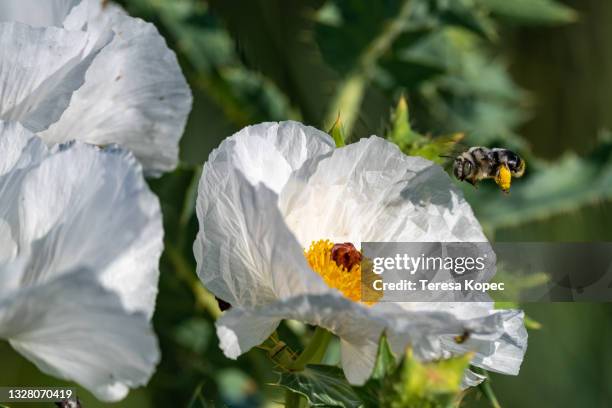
<box><xmin>323</xmin><ymin>0</ymin><xmax>415</xmax><ymax>135</ymax></box>
<box><xmin>473</xmin><ymin>367</ymin><xmax>502</xmax><ymax>408</ymax></box>
<box><xmin>290</xmin><ymin>327</ymin><xmax>333</xmax><ymax>370</ymax></box>
<box><xmin>165</xmin><ymin>242</ymin><xmax>221</xmax><ymax>319</ymax></box>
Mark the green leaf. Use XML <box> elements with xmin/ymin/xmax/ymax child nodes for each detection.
<box><xmin>387</xmin><ymin>96</ymin><xmax>464</xmax><ymax>164</ymax></box>
<box><xmin>356</xmin><ymin>335</ymin><xmax>473</xmax><ymax>407</ymax></box>
<box><xmin>434</xmin><ymin>0</ymin><xmax>497</xmax><ymax>41</ymax></box>
<box><xmin>409</xmin><ymin>133</ymin><xmax>465</xmax><ymax>165</ymax></box>
<box><xmin>379</xmin><ymin>58</ymin><xmax>446</xmax><ymax>89</ymax></box>
<box><xmin>277</xmin><ymin>364</ymin><xmax>363</xmax><ymax>407</ymax></box>
<box><xmin>371</xmin><ymin>334</ymin><xmax>397</xmax><ymax>381</ymax></box>
<box><xmin>403</xmin><ymin>27</ymin><xmax>527</xmax><ymax>148</ymax></box>
<box><xmin>315</xmin><ymin>0</ymin><xmax>409</xmax><ymax>75</ymax></box>
<box><xmin>478</xmin><ymin>0</ymin><xmax>578</xmax><ymax>25</ymax></box>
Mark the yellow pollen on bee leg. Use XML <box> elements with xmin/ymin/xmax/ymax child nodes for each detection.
<box><xmin>495</xmin><ymin>164</ymin><xmax>512</xmax><ymax>193</ymax></box>
<box><xmin>305</xmin><ymin>240</ymin><xmax>374</xmax><ymax>305</ymax></box>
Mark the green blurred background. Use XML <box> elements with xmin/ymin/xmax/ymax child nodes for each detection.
<box><xmin>2</xmin><ymin>0</ymin><xmax>612</xmax><ymax>406</ymax></box>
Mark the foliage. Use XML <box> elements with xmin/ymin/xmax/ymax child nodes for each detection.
<box><xmin>276</xmin><ymin>335</ymin><xmax>471</xmax><ymax>408</ymax></box>
<box><xmin>119</xmin><ymin>0</ymin><xmax>610</xmax><ymax>235</ymax></box>
<box><xmin>387</xmin><ymin>95</ymin><xmax>464</xmax><ymax>165</ymax></box>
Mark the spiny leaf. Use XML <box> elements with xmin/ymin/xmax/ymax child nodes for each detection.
<box><xmin>389</xmin><ymin>95</ymin><xmax>419</xmax><ymax>149</ymax></box>
<box><xmin>382</xmin><ymin>349</ymin><xmax>473</xmax><ymax>408</ymax></box>
<box><xmin>370</xmin><ymin>333</ymin><xmax>397</xmax><ymax>381</ymax></box>
<box><xmin>409</xmin><ymin>133</ymin><xmax>464</xmax><ymax>165</ymax></box>
<box><xmin>276</xmin><ymin>364</ymin><xmax>362</xmax><ymax>408</ymax></box>
<box><xmin>387</xmin><ymin>96</ymin><xmax>464</xmax><ymax>164</ymax></box>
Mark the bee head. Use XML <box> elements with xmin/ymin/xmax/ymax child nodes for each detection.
<box><xmin>452</xmin><ymin>155</ymin><xmax>474</xmax><ymax>181</ymax></box>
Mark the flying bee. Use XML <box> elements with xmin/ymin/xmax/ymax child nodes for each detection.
<box><xmin>451</xmin><ymin>147</ymin><xmax>526</xmax><ymax>193</ymax></box>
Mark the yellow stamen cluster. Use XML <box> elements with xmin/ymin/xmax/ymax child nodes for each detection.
<box><xmin>305</xmin><ymin>240</ymin><xmax>370</xmax><ymax>304</ymax></box>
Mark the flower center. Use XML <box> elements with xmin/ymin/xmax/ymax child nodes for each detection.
<box><xmin>305</xmin><ymin>240</ymin><xmax>374</xmax><ymax>304</ymax></box>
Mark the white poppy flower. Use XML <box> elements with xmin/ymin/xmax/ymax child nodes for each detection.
<box><xmin>194</xmin><ymin>121</ymin><xmax>527</xmax><ymax>385</ymax></box>
<box><xmin>0</xmin><ymin>120</ymin><xmax>163</xmax><ymax>401</ymax></box>
<box><xmin>0</xmin><ymin>0</ymin><xmax>192</xmax><ymax>175</ymax></box>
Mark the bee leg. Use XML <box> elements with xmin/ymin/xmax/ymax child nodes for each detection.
<box><xmin>466</xmin><ymin>178</ymin><xmax>478</xmax><ymax>189</ymax></box>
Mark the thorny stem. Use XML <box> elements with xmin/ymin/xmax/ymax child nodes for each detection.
<box><xmin>324</xmin><ymin>0</ymin><xmax>415</xmax><ymax>135</ymax></box>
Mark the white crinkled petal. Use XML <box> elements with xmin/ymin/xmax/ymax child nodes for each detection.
<box><xmin>0</xmin><ymin>122</ymin><xmax>49</xmax><ymax>267</ymax></box>
<box><xmin>280</xmin><ymin>136</ymin><xmax>487</xmax><ymax>248</ymax></box>
<box><xmin>0</xmin><ymin>0</ymin><xmax>79</xmax><ymax>27</ymax></box>
<box><xmin>39</xmin><ymin>1</ymin><xmax>192</xmax><ymax>175</ymax></box>
<box><xmin>216</xmin><ymin>294</ymin><xmax>385</xmax><ymax>384</ymax></box>
<box><xmin>0</xmin><ymin>270</ymin><xmax>159</xmax><ymax>402</ymax></box>
<box><xmin>0</xmin><ymin>22</ymin><xmax>112</xmax><ymax>132</ymax></box>
<box><xmin>0</xmin><ymin>124</ymin><xmax>162</xmax><ymax>400</ymax></box>
<box><xmin>11</xmin><ymin>141</ymin><xmax>163</xmax><ymax>317</ymax></box>
<box><xmin>0</xmin><ymin>219</ymin><xmax>17</xmax><ymax>264</ymax></box>
<box><xmin>200</xmin><ymin>121</ymin><xmax>335</xmax><ymax>196</ymax></box>
<box><xmin>0</xmin><ymin>121</ymin><xmax>47</xmax><ymax>178</ymax></box>
<box><xmin>439</xmin><ymin>309</ymin><xmax>527</xmax><ymax>376</ymax></box>
<box><xmin>216</xmin><ymin>294</ymin><xmax>485</xmax><ymax>385</ymax></box>
<box><xmin>195</xmin><ymin>167</ymin><xmax>328</xmax><ymax>309</ymax></box>
<box><xmin>0</xmin><ymin>122</ymin><xmax>162</xmax><ymax>317</ymax></box>
<box><xmin>194</xmin><ymin>121</ymin><xmax>335</xmax><ymax>308</ymax></box>
<box><xmin>462</xmin><ymin>369</ymin><xmax>487</xmax><ymax>388</ymax></box>
<box><xmin>386</xmin><ymin>302</ymin><xmax>527</xmax><ymax>378</ymax></box>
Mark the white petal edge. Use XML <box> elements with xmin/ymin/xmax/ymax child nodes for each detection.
<box><xmin>216</xmin><ymin>293</ymin><xmax>489</xmax><ymax>385</ymax></box>
<box><xmin>40</xmin><ymin>1</ymin><xmax>192</xmax><ymax>175</ymax></box>
<box><xmin>0</xmin><ymin>22</ymin><xmax>112</xmax><ymax>132</ymax></box>
<box><xmin>0</xmin><ymin>270</ymin><xmax>159</xmax><ymax>402</ymax></box>
<box><xmin>0</xmin><ymin>0</ymin><xmax>79</xmax><ymax>27</ymax></box>
<box><xmin>0</xmin><ymin>121</ymin><xmax>162</xmax><ymax>318</ymax></box>
<box><xmin>200</xmin><ymin>121</ymin><xmax>335</xmax><ymax>196</ymax></box>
